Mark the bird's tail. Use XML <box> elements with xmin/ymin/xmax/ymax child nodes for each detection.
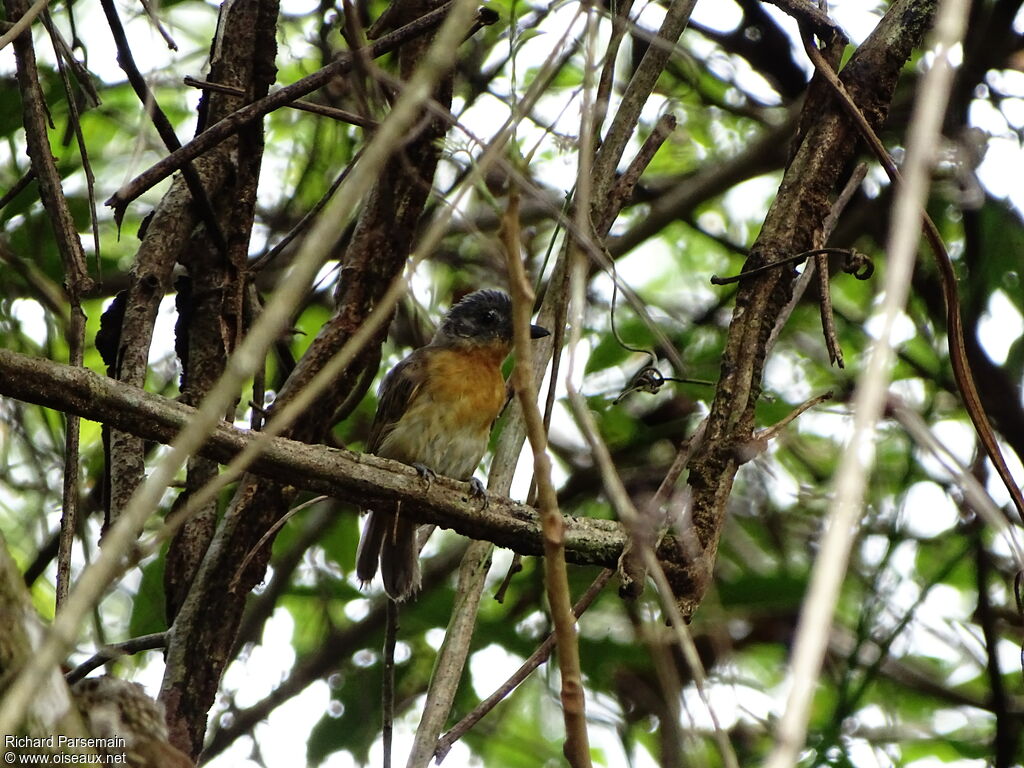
<box><xmin>355</xmin><ymin>510</ymin><xmax>386</xmax><ymax>584</ymax></box>
<box><xmin>356</xmin><ymin>509</ymin><xmax>421</xmax><ymax>601</ymax></box>
<box><xmin>381</xmin><ymin>516</ymin><xmax>421</xmax><ymax>601</ymax></box>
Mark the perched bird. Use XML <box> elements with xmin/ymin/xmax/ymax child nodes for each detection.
<box><xmin>356</xmin><ymin>289</ymin><xmax>550</xmax><ymax>600</ymax></box>
<box><xmin>71</xmin><ymin>675</ymin><xmax>194</xmax><ymax>768</ymax></box>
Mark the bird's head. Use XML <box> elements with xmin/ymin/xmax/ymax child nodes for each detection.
<box><xmin>434</xmin><ymin>289</ymin><xmax>550</xmax><ymax>349</ymax></box>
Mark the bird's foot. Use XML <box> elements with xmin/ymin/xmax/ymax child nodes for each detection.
<box><xmin>468</xmin><ymin>477</ymin><xmax>488</xmax><ymax>508</ymax></box>
<box><xmin>412</xmin><ymin>463</ymin><xmax>437</xmax><ymax>488</ymax></box>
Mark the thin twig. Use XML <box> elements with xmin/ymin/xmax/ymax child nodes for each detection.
<box><xmin>0</xmin><ymin>169</ymin><xmax>34</xmax><ymax>210</ymax></box>
<box><xmin>434</xmin><ymin>569</ymin><xmax>613</xmax><ymax>761</ymax></box>
<box><xmin>105</xmin><ymin>1</ymin><xmax>476</xmax><ymax>214</ymax></box>
<box><xmin>229</xmin><ymin>495</ymin><xmax>328</xmax><ymax>591</ymax></box>
<box><xmin>754</xmin><ymin>391</ymin><xmax>833</xmax><ymax>443</ymax></box>
<box><xmin>596</xmin><ymin>112</ymin><xmax>676</xmax><ymax>236</ymax></box>
<box><xmin>590</xmin><ymin>0</ymin><xmax>635</xmax><ymax>142</ymax></box>
<box><xmin>183</xmin><ymin>76</ymin><xmax>379</xmax><ymax>129</ymax></box>
<box><xmin>250</xmin><ymin>153</ymin><xmax>360</xmax><ymax>273</ymax></box>
<box><xmin>42</xmin><ymin>13</ymin><xmax>100</xmax><ymax>274</ymax></box>
<box><xmin>56</xmin><ymin>305</ymin><xmax>83</xmax><ymax>611</ymax></box>
<box><xmin>40</xmin><ymin>13</ymin><xmax>99</xmax><ymax>110</ymax></box>
<box><xmin>709</xmin><ymin>247</ymin><xmax>872</xmax><ymax>284</ymax></box>
<box><xmin>971</xmin><ymin>508</ymin><xmax>1018</xmax><ymax>765</ymax></box>
<box><xmin>890</xmin><ymin>402</ymin><xmax>1024</xmax><ymax>566</ymax></box>
<box><xmin>506</xmin><ymin>185</ymin><xmax>591</xmax><ymax>767</ymax></box>
<box><xmin>340</xmin><ymin>0</ymin><xmax>379</xmax><ymax>122</ymax></box>
<box><xmin>382</xmin><ymin>600</ymin><xmax>398</xmax><ymax>768</ymax></box>
<box><xmin>816</xmin><ymin>252</ymin><xmax>841</xmax><ymax>365</ymax></box>
<box><xmin>52</xmin><ymin>0</ymin><xmax>89</xmax><ymax>605</ymax></box>
<box><xmin>0</xmin><ymin>0</ymin><xmax>48</xmax><ymax>51</ymax></box>
<box><xmin>233</xmin><ymin>503</ymin><xmax>340</xmax><ymax>652</ymax></box>
<box><xmin>765</xmin><ymin>163</ymin><xmax>867</xmax><ymax>359</ymax></box>
<box><xmin>138</xmin><ymin>0</ymin><xmax>178</xmax><ymax>51</ymax></box>
<box><xmin>99</xmin><ymin>0</ymin><xmax>227</xmax><ymax>248</ymax></box>
<box><xmin>65</xmin><ymin>632</ymin><xmax>168</xmax><ymax>684</ymax></box>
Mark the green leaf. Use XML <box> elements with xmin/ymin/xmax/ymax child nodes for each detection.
<box><xmin>129</xmin><ymin>554</ymin><xmax>168</xmax><ymax>637</ymax></box>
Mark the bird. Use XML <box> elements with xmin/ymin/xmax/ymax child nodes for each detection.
<box><xmin>355</xmin><ymin>289</ymin><xmax>550</xmax><ymax>601</ymax></box>
<box><xmin>71</xmin><ymin>675</ymin><xmax>194</xmax><ymax>768</ymax></box>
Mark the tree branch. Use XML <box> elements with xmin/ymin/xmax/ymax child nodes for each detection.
<box><xmin>0</xmin><ymin>349</ymin><xmax>692</xmax><ymax>585</ymax></box>
<box><xmin>507</xmin><ymin>188</ymin><xmax>591</xmax><ymax>766</ymax></box>
<box><xmin>683</xmin><ymin>0</ymin><xmax>937</xmax><ymax>625</ymax></box>
<box><xmin>104</xmin><ymin>1</ymin><xmax>476</xmax><ymax>215</ymax></box>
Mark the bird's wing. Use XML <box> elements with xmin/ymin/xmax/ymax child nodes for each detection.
<box><xmin>366</xmin><ymin>350</ymin><xmax>428</xmax><ymax>454</ymax></box>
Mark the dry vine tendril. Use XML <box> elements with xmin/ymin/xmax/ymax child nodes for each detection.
<box><xmin>614</xmin><ymin>364</ymin><xmax>710</xmax><ymax>404</ymax></box>
<box><xmin>709</xmin><ymin>247</ymin><xmax>874</xmax><ymax>285</ymax></box>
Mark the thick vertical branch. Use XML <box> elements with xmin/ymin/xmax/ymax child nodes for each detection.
<box><xmin>161</xmin><ymin>0</ymin><xmax>466</xmax><ymax>755</ymax></box>
<box><xmin>101</xmin><ymin>0</ymin><xmax>278</xmax><ymax>541</ymax></box>
<box><xmin>104</xmin><ymin>154</ymin><xmax>233</xmax><ymax>529</ymax></box>
<box><xmin>682</xmin><ymin>0</ymin><xmax>937</xmax><ymax>615</ymax></box>
<box><xmin>158</xmin><ymin>0</ymin><xmax>279</xmax><ymax>748</ymax></box>
<box><xmin>163</xmin><ymin>0</ymin><xmax>279</xmax><ymax>625</ymax></box>
<box><xmin>57</xmin><ymin>307</ymin><xmax>84</xmax><ymax>610</ymax></box>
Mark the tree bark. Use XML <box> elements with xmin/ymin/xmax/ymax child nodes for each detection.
<box><xmin>681</xmin><ymin>0</ymin><xmax>938</xmax><ymax>619</ymax></box>
<box><xmin>158</xmin><ymin>0</ymin><xmax>460</xmax><ymax>753</ymax></box>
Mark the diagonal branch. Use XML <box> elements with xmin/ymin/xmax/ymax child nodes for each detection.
<box><xmin>98</xmin><ymin>0</ymin><xmax>227</xmax><ymax>249</ymax></box>
<box><xmin>0</xmin><ymin>348</ymin><xmax>692</xmax><ymax>577</ymax></box>
<box><xmin>589</xmin><ymin>0</ymin><xmax>697</xmax><ymax>215</ymax></box>
<box><xmin>104</xmin><ymin>1</ymin><xmax>487</xmax><ymax>215</ymax></box>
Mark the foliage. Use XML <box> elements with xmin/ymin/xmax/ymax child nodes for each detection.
<box><xmin>1</xmin><ymin>0</ymin><xmax>1023</xmax><ymax>766</ymax></box>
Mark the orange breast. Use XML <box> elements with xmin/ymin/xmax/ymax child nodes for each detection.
<box><xmin>373</xmin><ymin>343</ymin><xmax>510</xmax><ymax>479</ymax></box>
<box><xmin>424</xmin><ymin>345</ymin><xmax>508</xmax><ymax>430</ymax></box>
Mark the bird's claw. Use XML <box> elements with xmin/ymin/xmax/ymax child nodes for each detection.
<box><xmin>468</xmin><ymin>477</ymin><xmax>488</xmax><ymax>507</ymax></box>
<box><xmin>412</xmin><ymin>463</ymin><xmax>436</xmax><ymax>487</ymax></box>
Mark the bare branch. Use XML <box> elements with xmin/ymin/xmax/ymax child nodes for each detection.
<box><xmin>65</xmin><ymin>633</ymin><xmax>169</xmax><ymax>685</ymax></box>
<box><xmin>507</xmin><ymin>187</ymin><xmax>591</xmax><ymax>766</ymax></box>
<box><xmin>434</xmin><ymin>569</ymin><xmax>614</xmax><ymax>762</ymax></box>
<box><xmin>104</xmin><ymin>1</ymin><xmax>480</xmax><ymax>214</ymax></box>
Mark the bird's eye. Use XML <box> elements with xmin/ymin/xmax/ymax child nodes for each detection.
<box><xmin>484</xmin><ymin>309</ymin><xmax>499</xmax><ymax>324</ymax></box>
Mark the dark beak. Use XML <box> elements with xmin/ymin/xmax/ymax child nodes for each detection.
<box><xmin>529</xmin><ymin>324</ymin><xmax>550</xmax><ymax>339</ymax></box>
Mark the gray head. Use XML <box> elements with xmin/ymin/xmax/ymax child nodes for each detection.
<box><xmin>434</xmin><ymin>289</ymin><xmax>549</xmax><ymax>346</ymax></box>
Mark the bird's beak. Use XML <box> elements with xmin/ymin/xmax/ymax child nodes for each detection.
<box><xmin>529</xmin><ymin>324</ymin><xmax>551</xmax><ymax>339</ymax></box>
